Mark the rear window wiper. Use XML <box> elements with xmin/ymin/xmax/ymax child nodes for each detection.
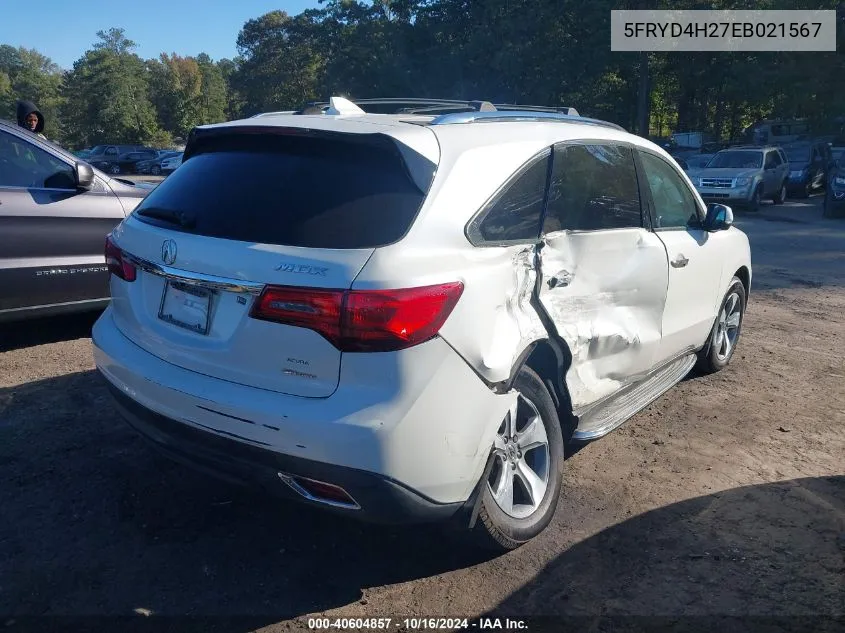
<box><xmin>136</xmin><ymin>206</ymin><xmax>196</xmax><ymax>228</ymax></box>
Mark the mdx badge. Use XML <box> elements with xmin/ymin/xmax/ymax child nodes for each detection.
<box><xmin>161</xmin><ymin>239</ymin><xmax>177</xmax><ymax>265</ymax></box>
<box><xmin>275</xmin><ymin>263</ymin><xmax>329</xmax><ymax>276</ymax></box>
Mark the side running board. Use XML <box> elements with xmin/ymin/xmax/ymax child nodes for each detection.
<box><xmin>571</xmin><ymin>353</ymin><xmax>697</xmax><ymax>442</ymax></box>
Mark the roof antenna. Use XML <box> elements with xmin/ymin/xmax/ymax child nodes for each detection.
<box><xmin>326</xmin><ymin>96</ymin><xmax>366</xmax><ymax>116</ymax></box>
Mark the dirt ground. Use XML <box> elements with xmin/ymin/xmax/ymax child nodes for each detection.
<box><xmin>0</xmin><ymin>196</ymin><xmax>843</xmax><ymax>632</ymax></box>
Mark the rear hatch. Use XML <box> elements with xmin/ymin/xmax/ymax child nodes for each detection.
<box><xmin>107</xmin><ymin>126</ymin><xmax>436</xmax><ymax>397</ymax></box>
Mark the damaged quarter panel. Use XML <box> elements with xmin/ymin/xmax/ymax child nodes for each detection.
<box><xmin>428</xmin><ymin>144</ymin><xmax>554</xmax><ymax>386</ymax></box>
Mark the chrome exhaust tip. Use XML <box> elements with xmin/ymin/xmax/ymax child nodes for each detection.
<box><xmin>277</xmin><ymin>472</ymin><xmax>361</xmax><ymax>510</ymax></box>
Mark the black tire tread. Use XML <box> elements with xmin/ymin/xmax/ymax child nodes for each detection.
<box><xmin>696</xmin><ymin>276</ymin><xmax>746</xmax><ymax>375</ymax></box>
<box><xmin>469</xmin><ymin>366</ymin><xmax>564</xmax><ymax>552</ymax></box>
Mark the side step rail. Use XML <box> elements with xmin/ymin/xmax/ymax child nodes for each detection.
<box><xmin>571</xmin><ymin>353</ymin><xmax>697</xmax><ymax>442</ymax></box>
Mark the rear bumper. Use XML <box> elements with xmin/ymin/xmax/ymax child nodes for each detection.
<box><xmin>92</xmin><ymin>306</ymin><xmax>508</xmax><ymax>514</ymax></box>
<box><xmin>105</xmin><ymin>382</ymin><xmax>466</xmax><ymax>524</ymax></box>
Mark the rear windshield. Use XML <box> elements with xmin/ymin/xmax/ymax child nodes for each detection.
<box><xmin>132</xmin><ymin>133</ymin><xmax>426</xmax><ymax>249</ymax></box>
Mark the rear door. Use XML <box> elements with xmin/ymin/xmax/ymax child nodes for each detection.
<box><xmin>537</xmin><ymin>142</ymin><xmax>669</xmax><ymax>410</ymax></box>
<box><xmin>0</xmin><ymin>129</ymin><xmax>125</xmax><ymax>313</ymax></box>
<box><xmin>763</xmin><ymin>150</ymin><xmax>783</xmax><ymax>195</ymax></box>
<box><xmin>107</xmin><ymin>130</ymin><xmax>430</xmax><ymax>398</ymax></box>
<box><xmin>636</xmin><ymin>149</ymin><xmax>723</xmax><ymax>361</ymax></box>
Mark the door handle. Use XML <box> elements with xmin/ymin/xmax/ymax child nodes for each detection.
<box><xmin>671</xmin><ymin>254</ymin><xmax>689</xmax><ymax>268</ymax></box>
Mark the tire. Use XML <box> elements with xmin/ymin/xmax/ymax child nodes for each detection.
<box><xmin>771</xmin><ymin>182</ymin><xmax>786</xmax><ymax>205</ymax></box>
<box><xmin>110</xmin><ymin>165</ymin><xmax>121</xmax><ymax>175</ymax></box>
<box><xmin>470</xmin><ymin>366</ymin><xmax>564</xmax><ymax>552</ymax></box>
<box><xmin>747</xmin><ymin>185</ymin><xmax>762</xmax><ymax>212</ymax></box>
<box><xmin>696</xmin><ymin>276</ymin><xmax>746</xmax><ymax>374</ymax></box>
<box><xmin>151</xmin><ymin>165</ymin><xmax>161</xmax><ymax>175</ymax></box>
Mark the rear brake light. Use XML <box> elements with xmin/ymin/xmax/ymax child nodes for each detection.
<box><xmin>250</xmin><ymin>282</ymin><xmax>464</xmax><ymax>352</ymax></box>
<box><xmin>104</xmin><ymin>236</ymin><xmax>136</xmax><ymax>282</ymax></box>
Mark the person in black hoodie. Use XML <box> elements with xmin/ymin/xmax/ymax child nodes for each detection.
<box><xmin>16</xmin><ymin>100</ymin><xmax>46</xmax><ymax>139</ymax></box>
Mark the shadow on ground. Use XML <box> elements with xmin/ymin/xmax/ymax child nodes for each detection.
<box><xmin>0</xmin><ymin>310</ymin><xmax>102</xmax><ymax>353</ymax></box>
<box><xmin>485</xmin><ymin>476</ymin><xmax>844</xmax><ymax>627</ymax></box>
<box><xmin>0</xmin><ymin>369</ymin><xmax>494</xmax><ymax>623</ymax></box>
<box><xmin>1</xmin><ymin>367</ymin><xmax>843</xmax><ymax>631</ymax></box>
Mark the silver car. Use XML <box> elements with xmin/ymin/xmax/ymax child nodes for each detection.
<box><xmin>688</xmin><ymin>145</ymin><xmax>789</xmax><ymax>211</ymax></box>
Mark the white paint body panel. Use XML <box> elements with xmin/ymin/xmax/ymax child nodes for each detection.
<box><xmin>93</xmin><ymin>307</ymin><xmax>512</xmax><ymax>504</ymax></box>
<box><xmin>654</xmin><ymin>228</ymin><xmax>728</xmax><ymax>360</ymax></box>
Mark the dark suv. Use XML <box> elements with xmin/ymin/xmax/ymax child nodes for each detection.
<box><xmin>87</xmin><ymin>145</ymin><xmax>157</xmax><ymax>175</ymax></box>
<box><xmin>0</xmin><ymin>120</ymin><xmax>154</xmax><ymax>322</ymax></box>
<box><xmin>783</xmin><ymin>140</ymin><xmax>834</xmax><ymax>198</ymax></box>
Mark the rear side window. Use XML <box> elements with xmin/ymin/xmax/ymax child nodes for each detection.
<box><xmin>133</xmin><ymin>134</ymin><xmax>426</xmax><ymax>249</ymax></box>
<box><xmin>544</xmin><ymin>143</ymin><xmax>642</xmax><ymax>232</ymax></box>
<box><xmin>469</xmin><ymin>152</ymin><xmax>549</xmax><ymax>244</ymax></box>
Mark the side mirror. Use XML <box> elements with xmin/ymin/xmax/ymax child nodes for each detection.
<box><xmin>704</xmin><ymin>203</ymin><xmax>734</xmax><ymax>231</ymax></box>
<box><xmin>677</xmin><ymin>158</ymin><xmax>689</xmax><ymax>170</ymax></box>
<box><xmin>75</xmin><ymin>161</ymin><xmax>95</xmax><ymax>190</ymax></box>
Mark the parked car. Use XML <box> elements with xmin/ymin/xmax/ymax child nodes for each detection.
<box><xmin>782</xmin><ymin>141</ymin><xmax>834</xmax><ymax>198</ymax></box>
<box><xmin>0</xmin><ymin>120</ymin><xmax>155</xmax><ymax>322</ymax></box>
<box><xmin>682</xmin><ymin>153</ymin><xmax>715</xmax><ymax>171</ymax></box>
<box><xmin>160</xmin><ymin>152</ymin><xmax>183</xmax><ymax>175</ymax></box>
<box><xmin>823</xmin><ymin>156</ymin><xmax>845</xmax><ymax>218</ymax></box>
<box><xmin>92</xmin><ymin>96</ymin><xmax>751</xmax><ymax>550</ymax></box>
<box><xmin>745</xmin><ymin>119</ymin><xmax>810</xmax><ymax>146</ymax></box>
<box><xmin>89</xmin><ymin>149</ymin><xmax>160</xmax><ymax>175</ymax></box>
<box><xmin>686</xmin><ymin>145</ymin><xmax>789</xmax><ymax>211</ymax></box>
<box><xmin>136</xmin><ymin>151</ymin><xmax>181</xmax><ymax>175</ymax></box>
<box><xmin>88</xmin><ymin>144</ymin><xmax>150</xmax><ymax>159</ymax></box>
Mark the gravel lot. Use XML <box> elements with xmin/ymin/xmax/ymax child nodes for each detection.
<box><xmin>1</xmin><ymin>196</ymin><xmax>843</xmax><ymax>631</ymax></box>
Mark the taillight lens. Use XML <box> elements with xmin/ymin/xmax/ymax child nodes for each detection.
<box><xmin>250</xmin><ymin>282</ymin><xmax>464</xmax><ymax>352</ymax></box>
<box><xmin>104</xmin><ymin>236</ymin><xmax>136</xmax><ymax>282</ymax></box>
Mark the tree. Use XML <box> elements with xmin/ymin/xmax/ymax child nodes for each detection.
<box><xmin>61</xmin><ymin>29</ymin><xmax>167</xmax><ymax>148</ymax></box>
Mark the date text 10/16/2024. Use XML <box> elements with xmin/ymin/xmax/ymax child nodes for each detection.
<box><xmin>307</xmin><ymin>617</ymin><xmax>529</xmax><ymax>630</ymax></box>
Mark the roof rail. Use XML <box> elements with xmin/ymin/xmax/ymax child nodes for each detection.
<box><xmin>429</xmin><ymin>110</ymin><xmax>625</xmax><ymax>131</ymax></box>
<box><xmin>291</xmin><ymin>97</ymin><xmax>578</xmax><ymax>117</ymax></box>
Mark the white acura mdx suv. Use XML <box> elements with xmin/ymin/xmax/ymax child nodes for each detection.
<box><xmin>93</xmin><ymin>97</ymin><xmax>751</xmax><ymax>550</ymax></box>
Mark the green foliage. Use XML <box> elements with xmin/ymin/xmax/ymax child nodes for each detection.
<box><xmin>0</xmin><ymin>44</ymin><xmax>64</xmax><ymax>139</ymax></box>
<box><xmin>3</xmin><ymin>2</ymin><xmax>844</xmax><ymax>148</ymax></box>
<box><xmin>60</xmin><ymin>29</ymin><xmax>163</xmax><ymax>147</ymax></box>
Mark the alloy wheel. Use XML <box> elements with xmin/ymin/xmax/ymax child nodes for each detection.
<box><xmin>715</xmin><ymin>292</ymin><xmax>742</xmax><ymax>361</ymax></box>
<box><xmin>488</xmin><ymin>394</ymin><xmax>551</xmax><ymax>520</ymax></box>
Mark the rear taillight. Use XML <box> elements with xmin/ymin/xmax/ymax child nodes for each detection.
<box><xmin>250</xmin><ymin>282</ymin><xmax>464</xmax><ymax>352</ymax></box>
<box><xmin>104</xmin><ymin>236</ymin><xmax>136</xmax><ymax>282</ymax></box>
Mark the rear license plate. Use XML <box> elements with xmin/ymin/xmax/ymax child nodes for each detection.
<box><xmin>158</xmin><ymin>280</ymin><xmax>212</xmax><ymax>335</ymax></box>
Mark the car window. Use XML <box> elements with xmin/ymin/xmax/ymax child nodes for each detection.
<box><xmin>544</xmin><ymin>143</ymin><xmax>642</xmax><ymax>232</ymax></box>
<box><xmin>764</xmin><ymin>152</ymin><xmax>780</xmax><ymax>169</ymax></box>
<box><xmin>105</xmin><ymin>147</ymin><xmax>118</xmax><ymax>156</ymax></box>
<box><xmin>473</xmin><ymin>153</ymin><xmax>549</xmax><ymax>243</ymax></box>
<box><xmin>639</xmin><ymin>152</ymin><xmax>701</xmax><ymax>229</ymax></box>
<box><xmin>708</xmin><ymin>151</ymin><xmax>763</xmax><ymax>169</ymax></box>
<box><xmin>0</xmin><ymin>130</ymin><xmax>76</xmax><ymax>190</ymax></box>
<box><xmin>134</xmin><ymin>134</ymin><xmax>428</xmax><ymax>249</ymax></box>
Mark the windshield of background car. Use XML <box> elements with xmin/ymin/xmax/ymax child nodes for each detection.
<box><xmin>785</xmin><ymin>147</ymin><xmax>811</xmax><ymax>162</ymax></box>
<box><xmin>706</xmin><ymin>151</ymin><xmax>763</xmax><ymax>169</ymax></box>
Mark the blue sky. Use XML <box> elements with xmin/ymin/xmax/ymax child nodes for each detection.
<box><xmin>0</xmin><ymin>0</ymin><xmax>322</xmax><ymax>69</ymax></box>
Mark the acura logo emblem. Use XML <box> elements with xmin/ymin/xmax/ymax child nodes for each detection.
<box><xmin>161</xmin><ymin>239</ymin><xmax>177</xmax><ymax>265</ymax></box>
